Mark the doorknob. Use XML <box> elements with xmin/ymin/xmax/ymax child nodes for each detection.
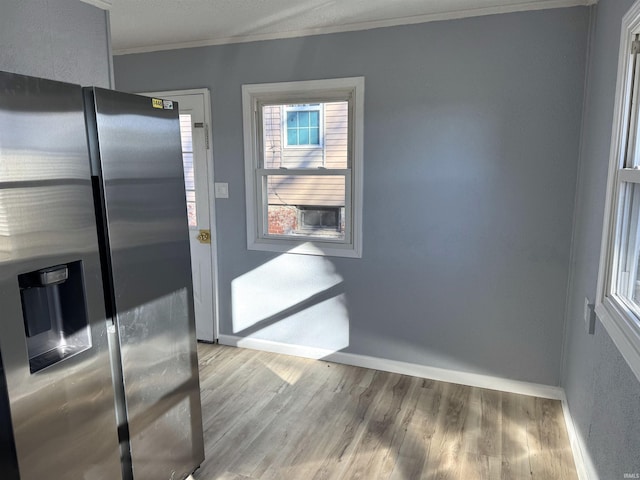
<box><xmin>197</xmin><ymin>229</ymin><xmax>211</xmax><ymax>244</ymax></box>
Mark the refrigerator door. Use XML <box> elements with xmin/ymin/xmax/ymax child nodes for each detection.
<box><xmin>86</xmin><ymin>87</ymin><xmax>204</xmax><ymax>480</ymax></box>
<box><xmin>0</xmin><ymin>359</ymin><xmax>19</xmax><ymax>479</ymax></box>
<box><xmin>0</xmin><ymin>72</ymin><xmax>122</xmax><ymax>479</ymax></box>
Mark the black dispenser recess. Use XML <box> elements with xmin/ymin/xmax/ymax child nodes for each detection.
<box><xmin>18</xmin><ymin>261</ymin><xmax>92</xmax><ymax>373</ymax></box>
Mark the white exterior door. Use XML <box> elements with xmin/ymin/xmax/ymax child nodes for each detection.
<box><xmin>141</xmin><ymin>89</ymin><xmax>218</xmax><ymax>342</ymax></box>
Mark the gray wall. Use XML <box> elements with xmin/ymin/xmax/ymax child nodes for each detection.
<box><xmin>115</xmin><ymin>7</ymin><xmax>589</xmax><ymax>385</ymax></box>
<box><xmin>0</xmin><ymin>0</ymin><xmax>111</xmax><ymax>87</ymax></box>
<box><xmin>562</xmin><ymin>0</ymin><xmax>640</xmax><ymax>478</ymax></box>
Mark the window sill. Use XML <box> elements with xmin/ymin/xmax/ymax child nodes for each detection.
<box><xmin>595</xmin><ymin>297</ymin><xmax>640</xmax><ymax>382</ymax></box>
<box><xmin>248</xmin><ymin>237</ymin><xmax>362</xmax><ymax>258</ymax></box>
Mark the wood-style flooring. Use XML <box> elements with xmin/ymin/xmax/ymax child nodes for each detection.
<box><xmin>194</xmin><ymin>343</ymin><xmax>578</xmax><ymax>480</ymax></box>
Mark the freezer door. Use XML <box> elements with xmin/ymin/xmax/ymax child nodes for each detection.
<box><xmin>87</xmin><ymin>87</ymin><xmax>204</xmax><ymax>480</ymax></box>
<box><xmin>0</xmin><ymin>72</ymin><xmax>122</xmax><ymax>479</ymax></box>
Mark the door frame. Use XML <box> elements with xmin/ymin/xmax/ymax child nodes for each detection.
<box><xmin>139</xmin><ymin>87</ymin><xmax>219</xmax><ymax>341</ymax></box>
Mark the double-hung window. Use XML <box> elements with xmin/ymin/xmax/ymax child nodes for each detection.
<box><xmin>597</xmin><ymin>2</ymin><xmax>640</xmax><ymax>382</ymax></box>
<box><xmin>242</xmin><ymin>77</ymin><xmax>364</xmax><ymax>258</ymax></box>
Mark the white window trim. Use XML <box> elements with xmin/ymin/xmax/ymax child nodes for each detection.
<box><xmin>242</xmin><ymin>77</ymin><xmax>364</xmax><ymax>258</ymax></box>
<box><xmin>596</xmin><ymin>0</ymin><xmax>640</xmax><ymax>382</ymax></box>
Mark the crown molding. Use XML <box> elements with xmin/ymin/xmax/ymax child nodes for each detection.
<box><xmin>113</xmin><ymin>0</ymin><xmax>597</xmax><ymax>55</ymax></box>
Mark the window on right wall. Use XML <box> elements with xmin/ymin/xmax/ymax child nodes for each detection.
<box><xmin>596</xmin><ymin>1</ymin><xmax>640</xmax><ymax>382</ymax></box>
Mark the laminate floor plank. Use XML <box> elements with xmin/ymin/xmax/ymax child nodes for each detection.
<box><xmin>197</xmin><ymin>354</ymin><xmax>317</xmax><ymax>477</ymax></box>
<box><xmin>193</xmin><ymin>344</ymin><xmax>578</xmax><ymax>480</ymax></box>
<box><xmin>376</xmin><ymin>378</ymin><xmax>424</xmax><ymax>479</ymax></box>
<box><xmin>227</xmin><ymin>361</ymin><xmax>341</xmax><ymax>478</ymax></box>
<box><xmin>257</xmin><ymin>364</ymin><xmax>372</xmax><ymax>480</ymax></box>
<box><xmin>310</xmin><ymin>370</ymin><xmax>393</xmax><ymax>480</ymax></box>
<box><xmin>478</xmin><ymin>389</ymin><xmax>503</xmax><ymax>458</ymax></box>
<box><xmin>336</xmin><ymin>374</ymin><xmax>415</xmax><ymax>480</ymax></box>
<box><xmin>199</xmin><ymin>348</ymin><xmax>269</xmax><ymax>431</ymax></box>
<box><xmin>501</xmin><ymin>392</ymin><xmax>533</xmax><ymax>479</ymax></box>
<box><xmin>388</xmin><ymin>381</ymin><xmax>443</xmax><ymax>480</ymax></box>
<box><xmin>527</xmin><ymin>398</ymin><xmax>579</xmax><ymax>480</ymax></box>
<box><xmin>425</xmin><ymin>383</ymin><xmax>472</xmax><ymax>480</ymax></box>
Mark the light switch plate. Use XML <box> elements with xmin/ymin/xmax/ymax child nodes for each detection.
<box><xmin>214</xmin><ymin>182</ymin><xmax>229</xmax><ymax>199</ymax></box>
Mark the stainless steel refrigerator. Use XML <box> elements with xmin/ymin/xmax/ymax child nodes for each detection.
<box><xmin>0</xmin><ymin>71</ymin><xmax>204</xmax><ymax>479</ymax></box>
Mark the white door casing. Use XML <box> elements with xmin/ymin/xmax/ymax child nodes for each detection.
<box><xmin>140</xmin><ymin>89</ymin><xmax>219</xmax><ymax>342</ymax></box>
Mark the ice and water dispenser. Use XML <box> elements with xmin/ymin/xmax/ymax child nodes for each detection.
<box><xmin>18</xmin><ymin>260</ymin><xmax>91</xmax><ymax>373</ymax></box>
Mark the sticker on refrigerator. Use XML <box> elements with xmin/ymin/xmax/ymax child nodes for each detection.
<box><xmin>163</xmin><ymin>100</ymin><xmax>174</xmax><ymax>110</ymax></box>
<box><xmin>151</xmin><ymin>98</ymin><xmax>163</xmax><ymax>109</ymax></box>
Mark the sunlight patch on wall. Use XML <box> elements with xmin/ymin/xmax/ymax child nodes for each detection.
<box><xmin>231</xmin><ymin>254</ymin><xmax>349</xmax><ymax>352</ymax></box>
<box><xmin>246</xmin><ymin>294</ymin><xmax>349</xmax><ymax>351</ymax></box>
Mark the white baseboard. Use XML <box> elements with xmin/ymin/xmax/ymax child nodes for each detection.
<box><xmin>218</xmin><ymin>334</ymin><xmax>564</xmax><ymax>400</ymax></box>
<box><xmin>561</xmin><ymin>398</ymin><xmax>599</xmax><ymax>480</ymax></box>
<box><xmin>218</xmin><ymin>334</ymin><xmax>598</xmax><ymax>477</ymax></box>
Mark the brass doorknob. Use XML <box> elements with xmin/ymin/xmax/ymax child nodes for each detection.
<box><xmin>197</xmin><ymin>229</ymin><xmax>211</xmax><ymax>244</ymax></box>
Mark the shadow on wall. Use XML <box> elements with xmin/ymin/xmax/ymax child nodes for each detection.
<box><xmin>228</xmin><ymin>244</ymin><xmax>508</xmax><ymax>378</ymax></box>
<box><xmin>231</xmin><ymin>248</ymin><xmax>349</xmax><ymax>354</ymax></box>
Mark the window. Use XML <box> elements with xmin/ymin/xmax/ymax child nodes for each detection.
<box><xmin>596</xmin><ymin>2</ymin><xmax>640</xmax><ymax>382</ymax></box>
<box><xmin>298</xmin><ymin>206</ymin><xmax>341</xmax><ymax>233</ymax></box>
<box><xmin>284</xmin><ymin>105</ymin><xmax>322</xmax><ymax>147</ymax></box>
<box><xmin>242</xmin><ymin>77</ymin><xmax>364</xmax><ymax>258</ymax></box>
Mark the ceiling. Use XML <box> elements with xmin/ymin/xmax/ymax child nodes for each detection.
<box><xmin>102</xmin><ymin>0</ymin><xmax>595</xmax><ymax>55</ymax></box>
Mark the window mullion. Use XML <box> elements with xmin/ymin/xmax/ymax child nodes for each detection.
<box><xmin>257</xmin><ymin>168</ymin><xmax>349</xmax><ymax>176</ymax></box>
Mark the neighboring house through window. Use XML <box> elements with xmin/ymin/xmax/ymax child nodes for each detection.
<box><xmin>242</xmin><ymin>77</ymin><xmax>364</xmax><ymax>257</ymax></box>
<box><xmin>596</xmin><ymin>1</ymin><xmax>640</xmax><ymax>382</ymax></box>
<box><xmin>285</xmin><ymin>104</ymin><xmax>322</xmax><ymax>147</ymax></box>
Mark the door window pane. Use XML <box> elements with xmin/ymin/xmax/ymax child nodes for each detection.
<box><xmin>179</xmin><ymin>114</ymin><xmax>197</xmax><ymax>227</ymax></box>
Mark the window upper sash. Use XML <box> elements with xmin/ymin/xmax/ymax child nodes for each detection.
<box><xmin>626</xmin><ymin>35</ymin><xmax>640</xmax><ymax>168</ymax></box>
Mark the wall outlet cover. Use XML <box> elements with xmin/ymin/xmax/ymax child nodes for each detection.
<box><xmin>584</xmin><ymin>297</ymin><xmax>595</xmax><ymax>335</ymax></box>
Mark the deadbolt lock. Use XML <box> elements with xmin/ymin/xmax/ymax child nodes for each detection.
<box><xmin>197</xmin><ymin>229</ymin><xmax>211</xmax><ymax>244</ymax></box>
